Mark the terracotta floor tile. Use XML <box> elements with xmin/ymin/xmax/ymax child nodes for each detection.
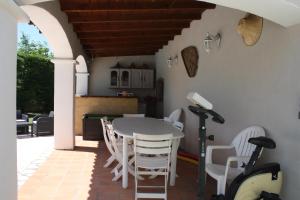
<box><xmin>18</xmin><ymin>136</ymin><xmax>215</xmax><ymax>200</ymax></box>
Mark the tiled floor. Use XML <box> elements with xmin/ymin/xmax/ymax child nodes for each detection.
<box><xmin>19</xmin><ymin>137</ymin><xmax>215</xmax><ymax>200</ymax></box>
<box><xmin>17</xmin><ymin>135</ymin><xmax>54</xmax><ymax>187</ymax></box>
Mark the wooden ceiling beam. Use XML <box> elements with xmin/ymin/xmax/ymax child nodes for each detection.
<box><xmin>77</xmin><ymin>29</ymin><xmax>181</xmax><ymax>39</ymax></box>
<box><xmin>73</xmin><ymin>20</ymin><xmax>191</xmax><ymax>32</ymax></box>
<box><xmin>91</xmin><ymin>51</ymin><xmax>155</xmax><ymax>57</ymax></box>
<box><xmin>83</xmin><ymin>41</ymin><xmax>168</xmax><ymax>49</ymax></box>
<box><xmin>60</xmin><ymin>0</ymin><xmax>215</xmax><ymax>11</ymax></box>
<box><xmin>88</xmin><ymin>47</ymin><xmax>159</xmax><ymax>54</ymax></box>
<box><xmin>88</xmin><ymin>49</ymin><xmax>156</xmax><ymax>57</ymax></box>
<box><xmin>67</xmin><ymin>8</ymin><xmax>205</xmax><ymax>23</ymax></box>
<box><xmin>80</xmin><ymin>35</ymin><xmax>174</xmax><ymax>44</ymax></box>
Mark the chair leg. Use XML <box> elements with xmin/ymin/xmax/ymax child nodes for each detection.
<box><xmin>128</xmin><ymin>166</ymin><xmax>144</xmax><ymax>180</ymax></box>
<box><xmin>111</xmin><ymin>163</ymin><xmax>121</xmax><ymax>174</ymax></box>
<box><xmin>112</xmin><ymin>166</ymin><xmax>144</xmax><ymax>181</ymax></box>
<box><xmin>217</xmin><ymin>177</ymin><xmax>226</xmax><ymax>195</ymax></box>
<box><xmin>149</xmin><ymin>169</ymin><xmax>161</xmax><ymax>179</ymax></box>
<box><xmin>112</xmin><ymin>169</ymin><xmax>122</xmax><ymax>181</ymax></box>
<box><xmin>104</xmin><ymin>156</ymin><xmax>115</xmax><ymax>168</ymax></box>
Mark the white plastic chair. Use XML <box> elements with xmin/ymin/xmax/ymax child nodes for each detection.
<box><xmin>133</xmin><ymin>133</ymin><xmax>173</xmax><ymax>200</ymax></box>
<box><xmin>206</xmin><ymin>126</ymin><xmax>265</xmax><ymax>195</ymax></box>
<box><xmin>101</xmin><ymin>118</ymin><xmax>117</xmax><ymax>168</ymax></box>
<box><xmin>164</xmin><ymin>109</ymin><xmax>182</xmax><ymax>123</ymax></box>
<box><xmin>106</xmin><ymin>124</ymin><xmax>144</xmax><ymax>181</ymax></box>
<box><xmin>123</xmin><ymin>114</ymin><xmax>145</xmax><ymax>118</ymax></box>
<box><xmin>172</xmin><ymin>121</ymin><xmax>184</xmax><ymax>132</ymax></box>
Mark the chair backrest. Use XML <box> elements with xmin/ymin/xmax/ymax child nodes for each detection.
<box><xmin>173</xmin><ymin>121</ymin><xmax>184</xmax><ymax>132</ymax></box>
<box><xmin>16</xmin><ymin>110</ymin><xmax>22</xmax><ymax>119</ymax></box>
<box><xmin>133</xmin><ymin>133</ymin><xmax>173</xmax><ymax>156</ymax></box>
<box><xmin>167</xmin><ymin>109</ymin><xmax>182</xmax><ymax>123</ymax></box>
<box><xmin>123</xmin><ymin>114</ymin><xmax>145</xmax><ymax>118</ymax></box>
<box><xmin>106</xmin><ymin>123</ymin><xmax>123</xmax><ymax>160</ymax></box>
<box><xmin>100</xmin><ymin>118</ymin><xmax>115</xmax><ymax>156</ymax></box>
<box><xmin>231</xmin><ymin>126</ymin><xmax>266</xmax><ymax>158</ymax></box>
<box><xmin>48</xmin><ymin>111</ymin><xmax>54</xmax><ymax>117</ymax></box>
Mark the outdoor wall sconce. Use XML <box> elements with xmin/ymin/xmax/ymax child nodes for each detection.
<box><xmin>203</xmin><ymin>32</ymin><xmax>221</xmax><ymax>53</ymax></box>
<box><xmin>167</xmin><ymin>54</ymin><xmax>178</xmax><ymax>68</ymax></box>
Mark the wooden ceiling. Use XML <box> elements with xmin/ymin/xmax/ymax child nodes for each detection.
<box><xmin>59</xmin><ymin>0</ymin><xmax>215</xmax><ymax>57</ymax></box>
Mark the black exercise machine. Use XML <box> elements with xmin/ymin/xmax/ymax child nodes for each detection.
<box><xmin>187</xmin><ymin>92</ymin><xmax>282</xmax><ymax>200</ymax></box>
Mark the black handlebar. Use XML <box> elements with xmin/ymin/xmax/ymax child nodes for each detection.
<box><xmin>188</xmin><ymin>105</ymin><xmax>225</xmax><ymax>124</ymax></box>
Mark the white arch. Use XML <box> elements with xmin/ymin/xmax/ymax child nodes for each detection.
<box><xmin>75</xmin><ymin>55</ymin><xmax>88</xmax><ymax>73</ymax></box>
<box><xmin>75</xmin><ymin>55</ymin><xmax>89</xmax><ymax>96</ymax></box>
<box><xmin>20</xmin><ymin>5</ymin><xmax>73</xmax><ymax>58</ymax></box>
<box><xmin>199</xmin><ymin>0</ymin><xmax>300</xmax><ymax>27</ymax></box>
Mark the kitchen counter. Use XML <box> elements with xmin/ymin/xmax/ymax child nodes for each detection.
<box><xmin>75</xmin><ymin>96</ymin><xmax>138</xmax><ymax>135</ymax></box>
<box><xmin>79</xmin><ymin>95</ymin><xmax>137</xmax><ymax>98</ymax></box>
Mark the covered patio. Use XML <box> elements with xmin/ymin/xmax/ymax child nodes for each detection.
<box><xmin>1</xmin><ymin>0</ymin><xmax>300</xmax><ymax>200</ymax></box>
<box><xmin>18</xmin><ymin>137</ymin><xmax>215</xmax><ymax>200</ymax></box>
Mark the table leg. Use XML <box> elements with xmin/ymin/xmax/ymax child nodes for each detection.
<box><xmin>170</xmin><ymin>138</ymin><xmax>180</xmax><ymax>186</ymax></box>
<box><xmin>122</xmin><ymin>137</ymin><xmax>128</xmax><ymax>189</ymax></box>
<box><xmin>30</xmin><ymin>125</ymin><xmax>33</xmax><ymax>137</ymax></box>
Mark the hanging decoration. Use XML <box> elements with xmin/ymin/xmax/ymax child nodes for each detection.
<box><xmin>237</xmin><ymin>13</ymin><xmax>263</xmax><ymax>46</ymax></box>
<box><xmin>181</xmin><ymin>46</ymin><xmax>199</xmax><ymax>78</ymax></box>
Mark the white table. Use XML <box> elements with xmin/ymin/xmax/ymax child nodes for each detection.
<box><xmin>112</xmin><ymin>117</ymin><xmax>184</xmax><ymax>189</ymax></box>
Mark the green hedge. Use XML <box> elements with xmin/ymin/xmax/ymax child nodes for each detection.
<box><xmin>17</xmin><ymin>53</ymin><xmax>54</xmax><ymax>113</ymax></box>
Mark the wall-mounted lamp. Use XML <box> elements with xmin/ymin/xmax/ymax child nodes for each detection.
<box><xmin>167</xmin><ymin>54</ymin><xmax>178</xmax><ymax>68</ymax></box>
<box><xmin>203</xmin><ymin>32</ymin><xmax>221</xmax><ymax>53</ymax></box>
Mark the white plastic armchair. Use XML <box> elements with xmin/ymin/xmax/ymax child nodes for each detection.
<box><xmin>172</xmin><ymin>121</ymin><xmax>184</xmax><ymax>132</ymax></box>
<box><xmin>164</xmin><ymin>109</ymin><xmax>182</xmax><ymax>123</ymax></box>
<box><xmin>205</xmin><ymin>126</ymin><xmax>265</xmax><ymax>195</ymax></box>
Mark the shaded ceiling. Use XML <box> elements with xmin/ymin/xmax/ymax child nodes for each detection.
<box><xmin>59</xmin><ymin>0</ymin><xmax>215</xmax><ymax>57</ymax></box>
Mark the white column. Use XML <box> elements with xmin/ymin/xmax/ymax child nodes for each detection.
<box><xmin>75</xmin><ymin>72</ymin><xmax>89</xmax><ymax>96</ymax></box>
<box><xmin>0</xmin><ymin>1</ymin><xmax>29</xmax><ymax>200</ymax></box>
<box><xmin>52</xmin><ymin>58</ymin><xmax>76</xmax><ymax>150</ymax></box>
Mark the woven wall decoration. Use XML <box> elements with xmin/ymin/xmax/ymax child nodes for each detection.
<box><xmin>237</xmin><ymin>13</ymin><xmax>263</xmax><ymax>46</ymax></box>
<box><xmin>181</xmin><ymin>46</ymin><xmax>199</xmax><ymax>77</ymax></box>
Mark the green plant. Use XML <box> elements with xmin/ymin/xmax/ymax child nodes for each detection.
<box><xmin>17</xmin><ymin>33</ymin><xmax>54</xmax><ymax>113</ymax></box>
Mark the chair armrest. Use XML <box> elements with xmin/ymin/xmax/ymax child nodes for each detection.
<box><xmin>36</xmin><ymin>116</ymin><xmax>52</xmax><ymax>122</ymax></box>
<box><xmin>21</xmin><ymin>114</ymin><xmax>28</xmax><ymax>121</ymax></box>
<box><xmin>206</xmin><ymin>145</ymin><xmax>234</xmax><ymax>164</ymax></box>
<box><xmin>163</xmin><ymin>117</ymin><xmax>171</xmax><ymax>122</ymax></box>
<box><xmin>224</xmin><ymin>156</ymin><xmax>250</xmax><ymax>180</ymax></box>
<box><xmin>32</xmin><ymin>114</ymin><xmax>47</xmax><ymax>121</ymax></box>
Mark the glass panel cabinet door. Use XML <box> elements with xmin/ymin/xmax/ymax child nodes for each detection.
<box><xmin>110</xmin><ymin>69</ymin><xmax>119</xmax><ymax>88</ymax></box>
<box><xmin>120</xmin><ymin>69</ymin><xmax>131</xmax><ymax>88</ymax></box>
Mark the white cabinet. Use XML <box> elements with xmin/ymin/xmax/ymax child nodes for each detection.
<box><xmin>110</xmin><ymin>68</ymin><xmax>131</xmax><ymax>88</ymax></box>
<box><xmin>120</xmin><ymin>69</ymin><xmax>131</xmax><ymax>88</ymax></box>
<box><xmin>142</xmin><ymin>69</ymin><xmax>154</xmax><ymax>89</ymax></box>
<box><xmin>131</xmin><ymin>69</ymin><xmax>143</xmax><ymax>88</ymax></box>
<box><xmin>110</xmin><ymin>69</ymin><xmax>119</xmax><ymax>88</ymax></box>
<box><xmin>131</xmin><ymin>69</ymin><xmax>154</xmax><ymax>89</ymax></box>
<box><xmin>110</xmin><ymin>68</ymin><xmax>154</xmax><ymax>89</ymax></box>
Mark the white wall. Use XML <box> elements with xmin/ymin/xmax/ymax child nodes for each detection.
<box><xmin>156</xmin><ymin>6</ymin><xmax>300</xmax><ymax>199</ymax></box>
<box><xmin>0</xmin><ymin>4</ymin><xmax>26</xmax><ymax>200</ymax></box>
<box><xmin>89</xmin><ymin>56</ymin><xmax>155</xmax><ymax>96</ymax></box>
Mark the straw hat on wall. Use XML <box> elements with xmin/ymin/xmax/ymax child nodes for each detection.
<box><xmin>237</xmin><ymin>13</ymin><xmax>263</xmax><ymax>46</ymax></box>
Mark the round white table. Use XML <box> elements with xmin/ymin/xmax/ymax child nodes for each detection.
<box><xmin>112</xmin><ymin>117</ymin><xmax>184</xmax><ymax>189</ymax></box>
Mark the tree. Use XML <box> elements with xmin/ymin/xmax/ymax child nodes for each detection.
<box><xmin>17</xmin><ymin>33</ymin><xmax>54</xmax><ymax>113</ymax></box>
